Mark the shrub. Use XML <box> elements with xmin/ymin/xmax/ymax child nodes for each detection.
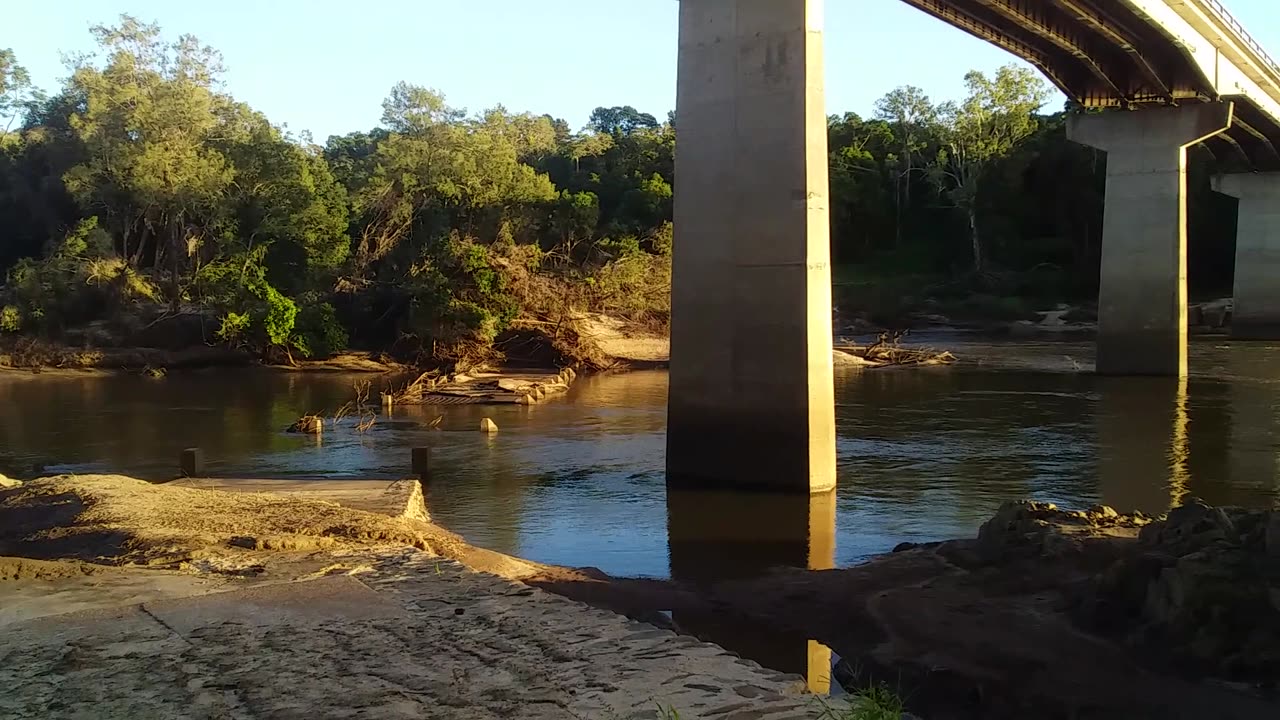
<box><xmin>0</xmin><ymin>305</ymin><xmax>21</xmax><ymax>333</ymax></box>
<box><xmin>192</xmin><ymin>246</ymin><xmax>303</xmax><ymax>355</ymax></box>
<box><xmin>293</xmin><ymin>301</ymin><xmax>348</xmax><ymax>358</ymax></box>
<box><xmin>0</xmin><ymin>218</ymin><xmax>161</xmax><ymax>336</ymax></box>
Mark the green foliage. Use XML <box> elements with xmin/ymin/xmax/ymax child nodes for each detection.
<box><xmin>1</xmin><ymin>48</ymin><xmax>42</xmax><ymax>131</ymax></box>
<box><xmin>588</xmin><ymin>106</ymin><xmax>659</xmax><ymax>136</ymax></box>
<box><xmin>192</xmin><ymin>246</ymin><xmax>299</xmax><ymax>352</ymax></box>
<box><xmin>0</xmin><ymin>217</ymin><xmax>155</xmax><ymax>334</ymax></box>
<box><xmin>412</xmin><ymin>234</ymin><xmax>519</xmax><ymax>346</ymax></box>
<box><xmin>216</xmin><ymin>311</ymin><xmax>250</xmax><ymax>342</ymax></box>
<box><xmin>0</xmin><ymin>17</ymin><xmax>1244</xmax><ymax>363</ymax></box>
<box><xmin>649</xmin><ymin>222</ymin><xmax>673</xmax><ymax>256</ymax></box>
<box><xmin>929</xmin><ymin>65</ymin><xmax>1051</xmax><ymax>271</ymax></box>
<box><xmin>0</xmin><ymin>305</ymin><xmax>20</xmax><ymax>332</ymax></box>
<box><xmin>294</xmin><ymin>302</ymin><xmax>348</xmax><ymax>358</ymax></box>
<box><xmin>812</xmin><ymin>682</ymin><xmax>905</xmax><ymax>720</ymax></box>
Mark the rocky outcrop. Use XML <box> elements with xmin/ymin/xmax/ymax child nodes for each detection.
<box><xmin>972</xmin><ymin>499</ymin><xmax>1279</xmax><ymax>685</ymax></box>
<box><xmin>1077</xmin><ymin>500</ymin><xmax>1280</xmax><ymax>685</ymax></box>
<box><xmin>542</xmin><ymin>498</ymin><xmax>1280</xmax><ymax>719</ymax></box>
<box><xmin>0</xmin><ymin>475</ymin><xmax>20</xmax><ymax>489</ymax></box>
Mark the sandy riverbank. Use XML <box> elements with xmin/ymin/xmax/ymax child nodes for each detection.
<box><xmin>0</xmin><ymin>475</ymin><xmax>854</xmax><ymax>720</ymax></box>
<box><xmin>0</xmin><ymin>347</ymin><xmax>417</xmax><ymax>379</ymax></box>
<box><xmin>2</xmin><ymin>475</ymin><xmax>1276</xmax><ymax>719</ymax></box>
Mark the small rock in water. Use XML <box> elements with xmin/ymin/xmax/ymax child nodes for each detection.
<box><xmin>479</xmin><ymin>418</ymin><xmax>499</xmax><ymax>433</ymax></box>
<box><xmin>1089</xmin><ymin>505</ymin><xmax>1119</xmax><ymax>520</ymax></box>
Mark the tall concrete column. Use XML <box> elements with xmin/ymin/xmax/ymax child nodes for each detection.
<box><xmin>1068</xmin><ymin>103</ymin><xmax>1234</xmax><ymax>376</ymax></box>
<box><xmin>668</xmin><ymin>0</ymin><xmax>836</xmax><ymax>493</ymax></box>
<box><xmin>1212</xmin><ymin>172</ymin><xmax>1280</xmax><ymax>339</ymax></box>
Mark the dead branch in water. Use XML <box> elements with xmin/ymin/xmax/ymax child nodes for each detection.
<box><xmin>840</xmin><ymin>331</ymin><xmax>956</xmax><ymax>367</ymax></box>
<box><xmin>352</xmin><ymin>380</ymin><xmax>377</xmax><ymax>433</ymax></box>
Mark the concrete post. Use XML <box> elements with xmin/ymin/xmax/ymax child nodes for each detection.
<box><xmin>1068</xmin><ymin>103</ymin><xmax>1234</xmax><ymax>376</ymax></box>
<box><xmin>180</xmin><ymin>448</ymin><xmax>203</xmax><ymax>477</ymax></box>
<box><xmin>668</xmin><ymin>0</ymin><xmax>836</xmax><ymax>492</ymax></box>
<box><xmin>411</xmin><ymin>447</ymin><xmax>431</xmax><ymax>479</ymax></box>
<box><xmin>1212</xmin><ymin>172</ymin><xmax>1280</xmax><ymax>339</ymax></box>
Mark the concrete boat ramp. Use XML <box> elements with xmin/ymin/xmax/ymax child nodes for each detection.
<box><xmin>0</xmin><ymin>477</ymin><xmax>851</xmax><ymax>720</ymax></box>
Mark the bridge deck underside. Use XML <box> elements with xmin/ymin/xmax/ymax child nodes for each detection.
<box><xmin>901</xmin><ymin>0</ymin><xmax>1280</xmax><ymax>170</ymax></box>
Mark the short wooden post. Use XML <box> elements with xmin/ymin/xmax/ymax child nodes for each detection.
<box><xmin>180</xmin><ymin>448</ymin><xmax>203</xmax><ymax>477</ymax></box>
<box><xmin>411</xmin><ymin>447</ymin><xmax>430</xmax><ymax>479</ymax></box>
<box><xmin>381</xmin><ymin>392</ymin><xmax>394</xmax><ymax>412</ymax></box>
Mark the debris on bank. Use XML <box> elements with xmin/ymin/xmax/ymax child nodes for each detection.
<box><xmin>391</xmin><ymin>368</ymin><xmax>577</xmax><ymax>406</ymax></box>
<box><xmin>835</xmin><ymin>332</ymin><xmax>956</xmax><ymax>368</ymax></box>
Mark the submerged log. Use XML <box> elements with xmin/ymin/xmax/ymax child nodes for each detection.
<box><xmin>287</xmin><ymin>415</ymin><xmax>324</xmax><ymax>434</ymax></box>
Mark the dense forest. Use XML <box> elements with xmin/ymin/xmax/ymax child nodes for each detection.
<box><xmin>0</xmin><ymin>17</ymin><xmax>1239</xmax><ymax>366</ymax></box>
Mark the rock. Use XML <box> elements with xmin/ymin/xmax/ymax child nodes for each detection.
<box><xmin>1089</xmin><ymin>504</ymin><xmax>1119</xmax><ymax>520</ymax></box>
<box><xmin>1208</xmin><ymin>507</ymin><xmax>1239</xmax><ymax>541</ymax></box>
<box><xmin>1167</xmin><ymin>499</ymin><xmax>1212</xmax><ymax>530</ymax></box>
<box><xmin>976</xmin><ymin>500</ymin><xmax>1063</xmax><ymax>558</ymax></box>
<box><xmin>0</xmin><ymin>474</ymin><xmax>20</xmax><ymax>489</ymax></box>
<box><xmin>479</xmin><ymin>418</ymin><xmax>499</xmax><ymax>433</ymax></box>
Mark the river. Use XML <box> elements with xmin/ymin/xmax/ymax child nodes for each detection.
<box><xmin>2</xmin><ymin>334</ymin><xmax>1278</xmax><ymax>580</ymax></box>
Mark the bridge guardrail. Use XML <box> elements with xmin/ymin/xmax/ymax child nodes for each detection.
<box><xmin>1199</xmin><ymin>0</ymin><xmax>1280</xmax><ymax>76</ymax></box>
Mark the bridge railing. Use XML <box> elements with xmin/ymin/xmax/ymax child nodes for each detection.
<box><xmin>1198</xmin><ymin>0</ymin><xmax>1280</xmax><ymax>76</ymax></box>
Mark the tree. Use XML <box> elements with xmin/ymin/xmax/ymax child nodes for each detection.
<box><xmin>587</xmin><ymin>106</ymin><xmax>658</xmax><ymax>136</ymax></box>
<box><xmin>874</xmin><ymin>86</ymin><xmax>937</xmax><ymax>247</ymax></box>
<box><xmin>827</xmin><ymin>114</ymin><xmax>895</xmax><ymax>261</ymax></box>
<box><xmin>60</xmin><ymin>15</ymin><xmax>235</xmax><ymax>308</ymax></box>
<box><xmin>929</xmin><ymin>65</ymin><xmax>1050</xmax><ymax>272</ymax></box>
<box><xmin>350</xmin><ymin>84</ymin><xmax>556</xmax><ymax>268</ymax></box>
<box><xmin>218</xmin><ymin>110</ymin><xmax>350</xmax><ymax>291</ymax></box>
<box><xmin>0</xmin><ymin>49</ymin><xmax>41</xmax><ymax>132</ymax></box>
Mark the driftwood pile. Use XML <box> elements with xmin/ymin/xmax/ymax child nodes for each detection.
<box><xmin>836</xmin><ymin>331</ymin><xmax>956</xmax><ymax>368</ymax></box>
<box><xmin>391</xmin><ymin>367</ymin><xmax>578</xmax><ymax>406</ymax></box>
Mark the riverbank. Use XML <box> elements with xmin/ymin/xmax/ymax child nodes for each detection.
<box><xmin>2</xmin><ymin>475</ymin><xmax>1277</xmax><ymax>719</ymax></box>
<box><xmin>0</xmin><ymin>475</ymin><xmax>858</xmax><ymax>720</ymax></box>
<box><xmin>0</xmin><ymin>342</ymin><xmax>416</xmax><ymax>379</ymax></box>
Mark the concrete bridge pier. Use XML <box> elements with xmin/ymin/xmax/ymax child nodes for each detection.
<box><xmin>1212</xmin><ymin>172</ymin><xmax>1280</xmax><ymax>339</ymax></box>
<box><xmin>667</xmin><ymin>0</ymin><xmax>836</xmax><ymax>492</ymax></box>
<box><xmin>1068</xmin><ymin>103</ymin><xmax>1235</xmax><ymax>376</ymax></box>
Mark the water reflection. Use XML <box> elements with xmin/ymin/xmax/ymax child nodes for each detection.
<box><xmin>1224</xmin><ymin>346</ymin><xmax>1280</xmax><ymax>506</ymax></box>
<box><xmin>666</xmin><ymin>489</ymin><xmax>836</xmax><ymax>693</ymax></box>
<box><xmin>1095</xmin><ymin>377</ymin><xmax>1190</xmax><ymax>514</ymax></box>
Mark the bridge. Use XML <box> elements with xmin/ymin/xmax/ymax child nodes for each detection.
<box><xmin>666</xmin><ymin>0</ymin><xmax>1280</xmax><ymax>493</ymax></box>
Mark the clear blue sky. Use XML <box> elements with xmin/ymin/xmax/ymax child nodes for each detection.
<box><xmin>8</xmin><ymin>0</ymin><xmax>1280</xmax><ymax>141</ymax></box>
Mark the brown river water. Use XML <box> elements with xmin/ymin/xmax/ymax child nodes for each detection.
<box><xmin>2</xmin><ymin>334</ymin><xmax>1278</xmax><ymax>581</ymax></box>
